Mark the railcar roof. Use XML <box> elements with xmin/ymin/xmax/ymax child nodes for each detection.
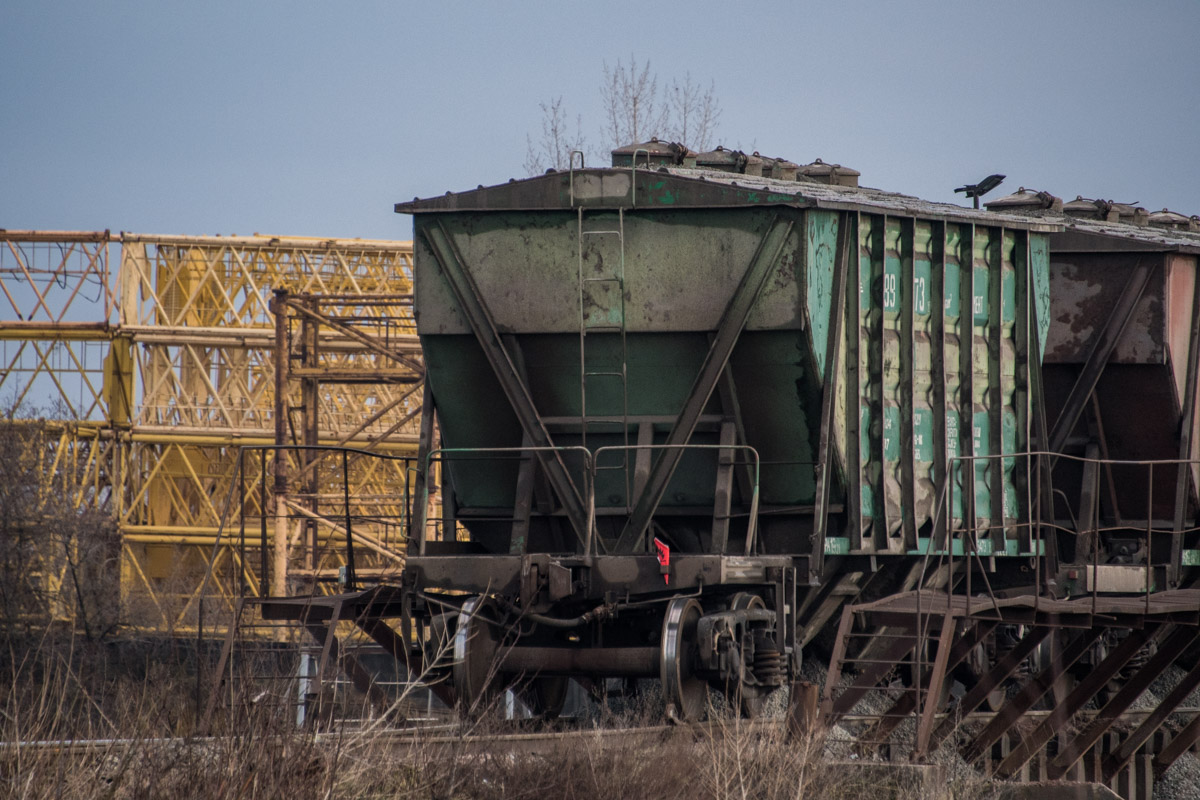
<box><xmin>1041</xmin><ymin>213</ymin><xmax>1200</xmax><ymax>254</ymax></box>
<box><xmin>395</xmin><ymin>167</ymin><xmax>1060</xmax><ymax>232</ymax></box>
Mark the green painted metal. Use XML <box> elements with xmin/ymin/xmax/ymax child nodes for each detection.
<box><xmin>805</xmin><ymin>211</ymin><xmax>839</xmax><ymax>377</ymax></box>
<box><xmin>408</xmin><ymin>178</ymin><xmax>1053</xmax><ymax>559</ymax></box>
<box><xmin>824</xmin><ymin>536</ymin><xmax>851</xmax><ymax>555</ymax></box>
<box><xmin>1030</xmin><ymin>233</ymin><xmax>1051</xmax><ymax>358</ymax></box>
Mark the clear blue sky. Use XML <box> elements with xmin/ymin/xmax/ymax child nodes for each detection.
<box><xmin>2</xmin><ymin>0</ymin><xmax>1197</xmax><ymax>241</ymax></box>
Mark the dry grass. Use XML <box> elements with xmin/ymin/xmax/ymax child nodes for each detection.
<box><xmin>0</xmin><ymin>636</ymin><xmax>1010</xmax><ymax>800</ymax></box>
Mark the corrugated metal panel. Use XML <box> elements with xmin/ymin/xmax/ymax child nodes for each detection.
<box><xmin>818</xmin><ymin>215</ymin><xmax>1046</xmax><ymax>552</ymax></box>
<box><xmin>407</xmin><ymin>172</ymin><xmax>1052</xmax><ymax>558</ymax></box>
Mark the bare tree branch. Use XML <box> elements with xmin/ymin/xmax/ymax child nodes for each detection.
<box><xmin>665</xmin><ymin>72</ymin><xmax>722</xmax><ymax>153</ymax></box>
<box><xmin>599</xmin><ymin>56</ymin><xmax>669</xmax><ymax>153</ymax></box>
<box><xmin>524</xmin><ymin>96</ymin><xmax>587</xmax><ymax>175</ymax></box>
<box><xmin>526</xmin><ymin>58</ymin><xmax>724</xmax><ymax>170</ymax></box>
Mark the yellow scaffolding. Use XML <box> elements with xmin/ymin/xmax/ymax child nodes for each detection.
<box><xmin>0</xmin><ymin>230</ymin><xmax>424</xmax><ymax>633</ymax></box>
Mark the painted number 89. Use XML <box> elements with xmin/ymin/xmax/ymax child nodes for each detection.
<box><xmin>883</xmin><ymin>273</ymin><xmax>898</xmax><ymax>309</ymax></box>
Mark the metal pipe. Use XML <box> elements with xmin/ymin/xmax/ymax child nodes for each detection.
<box><xmin>499</xmin><ymin>646</ymin><xmax>658</xmax><ymax>676</ymax></box>
<box><xmin>272</xmin><ymin>289</ymin><xmax>290</xmax><ymax>597</ymax></box>
<box><xmin>126</xmin><ymin>431</ymin><xmax>419</xmax><ymax>448</ymax></box>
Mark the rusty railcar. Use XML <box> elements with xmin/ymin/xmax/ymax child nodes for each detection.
<box><xmin>391</xmin><ymin>148</ymin><xmax>1057</xmax><ymax>718</ymax></box>
<box><xmin>984</xmin><ymin>189</ymin><xmax>1200</xmax><ymax>593</ymax></box>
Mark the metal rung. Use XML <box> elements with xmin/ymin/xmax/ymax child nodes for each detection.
<box><xmin>584</xmin><ymin>276</ymin><xmax>623</xmax><ymax>283</ymax></box>
<box><xmin>584</xmin><ymin>371</ymin><xmax>624</xmax><ymax>379</ymax></box>
<box><xmin>844</xmin><ymin>631</ymin><xmax>931</xmax><ymax>639</ymax></box>
<box><xmin>839</xmin><ymin>658</ymin><xmax>919</xmax><ymax>666</ymax></box>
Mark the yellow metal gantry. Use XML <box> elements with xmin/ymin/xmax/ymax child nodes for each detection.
<box><xmin>0</xmin><ymin>230</ymin><xmax>424</xmax><ymax>633</ymax></box>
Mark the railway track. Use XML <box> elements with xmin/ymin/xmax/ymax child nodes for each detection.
<box><xmin>9</xmin><ymin>706</ymin><xmax>1200</xmax><ymax>759</ymax></box>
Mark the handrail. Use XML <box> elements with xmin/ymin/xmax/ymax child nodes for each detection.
<box><xmin>424</xmin><ymin>442</ymin><xmax>760</xmax><ymax>558</ymax></box>
<box><xmin>593</xmin><ymin>443</ymin><xmax>761</xmax><ymax>555</ymax></box>
<box><xmin>425</xmin><ymin>446</ymin><xmax>594</xmax><ymax>555</ymax></box>
<box><xmin>937</xmin><ymin>450</ymin><xmax>1200</xmax><ymax>615</ymax></box>
<box><xmin>235</xmin><ymin>444</ymin><xmax>418</xmax><ymax>596</ymax></box>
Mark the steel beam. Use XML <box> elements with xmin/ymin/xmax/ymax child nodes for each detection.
<box><xmin>716</xmin><ymin>363</ymin><xmax>754</xmax><ymax>505</ymax></box>
<box><xmin>811</xmin><ymin>213</ymin><xmax>852</xmax><ymax>581</ymax></box>
<box><xmin>1104</xmin><ymin>648</ymin><xmax>1200</xmax><ymax>780</ymax></box>
<box><xmin>1049</xmin><ymin>626</ymin><xmax>1197</xmax><ymax>779</ymax></box>
<box><xmin>710</xmin><ymin>422</ymin><xmax>737</xmax><ymax>555</ymax></box>
<box><xmin>861</xmin><ymin>619</ymin><xmax>996</xmax><ymax>750</ymax></box>
<box><xmin>355</xmin><ymin>614</ymin><xmax>456</xmax><ymax>708</ymax></box>
<box><xmin>1171</xmin><ymin>268</ymin><xmax>1200</xmax><ymax>583</ymax></box>
<box><xmin>422</xmin><ymin>221</ymin><xmax>590</xmax><ymax>545</ymax></box>
<box><xmin>303</xmin><ymin>600</ymin><xmax>393</xmax><ymax>719</ymax></box>
<box><xmin>410</xmin><ymin>377</ymin><xmax>436</xmax><ymax>549</ymax></box>
<box><xmin>914</xmin><ymin>620</ymin><xmax>958</xmax><ymax>757</ymax></box>
<box><xmin>993</xmin><ymin>625</ymin><xmax>1159</xmax><ymax>779</ymax></box>
<box><xmin>929</xmin><ymin>624</ymin><xmax>1051</xmax><ymax>752</ymax></box>
<box><xmin>825</xmin><ymin>633</ymin><xmax>919</xmax><ymax>721</ymax></box>
<box><xmin>615</xmin><ymin>217</ymin><xmax>795</xmax><ymax>554</ymax></box>
<box><xmin>271</xmin><ymin>289</ymin><xmax>291</xmax><ymax>596</ymax></box>
<box><xmin>284</xmin><ymin>297</ymin><xmax>424</xmax><ymax>375</ymax></box>
<box><xmin>1153</xmin><ymin>706</ymin><xmax>1200</xmax><ymax>776</ymax></box>
<box><xmin>962</xmin><ymin>626</ymin><xmax>1103</xmax><ymax>765</ymax></box>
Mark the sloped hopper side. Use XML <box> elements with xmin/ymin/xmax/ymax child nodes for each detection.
<box><xmin>412</xmin><ymin>202</ymin><xmax>1050</xmax><ymax>559</ymax></box>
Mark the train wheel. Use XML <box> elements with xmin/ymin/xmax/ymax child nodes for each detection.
<box><xmin>453</xmin><ymin>596</ymin><xmax>499</xmax><ymax>715</ymax></box>
<box><xmin>964</xmin><ymin>641</ymin><xmax>1005</xmax><ymax>712</ymax></box>
<box><xmin>661</xmin><ymin>597</ymin><xmax>706</xmax><ymax>722</ymax></box>
<box><xmin>729</xmin><ymin>593</ymin><xmax>770</xmax><ymax>718</ymax></box>
<box><xmin>522</xmin><ymin>676</ymin><xmax>569</xmax><ymax>718</ymax></box>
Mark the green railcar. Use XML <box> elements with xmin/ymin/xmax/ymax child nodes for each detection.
<box><xmin>395</xmin><ymin>154</ymin><xmax>1056</xmax><ymax>718</ymax></box>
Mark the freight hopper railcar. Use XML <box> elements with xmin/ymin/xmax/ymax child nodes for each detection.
<box><xmin>394</xmin><ymin>151</ymin><xmax>1057</xmax><ymax>718</ymax></box>
<box><xmin>993</xmin><ymin>193</ymin><xmax>1200</xmax><ymax>591</ymax></box>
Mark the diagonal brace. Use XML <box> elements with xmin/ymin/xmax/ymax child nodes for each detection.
<box><xmin>1050</xmin><ymin>626</ymin><xmax>1199</xmax><ymax>780</ymax></box>
<box><xmin>1105</xmin><ymin>639</ymin><xmax>1200</xmax><ymax>779</ymax></box>
<box><xmin>962</xmin><ymin>625</ymin><xmax>1103</xmax><ymax>765</ymax></box>
<box><xmin>1049</xmin><ymin>258</ymin><xmax>1151</xmax><ymax>454</ymax></box>
<box><xmin>615</xmin><ymin>217</ymin><xmax>795</xmax><ymax>553</ymax></box>
<box><xmin>993</xmin><ymin>625</ymin><xmax>1159</xmax><ymax>779</ymax></box>
<box><xmin>930</xmin><ymin>624</ymin><xmax>1050</xmax><ymax>752</ymax></box>
<box><xmin>423</xmin><ymin>221</ymin><xmax>590</xmax><ymax>545</ymax></box>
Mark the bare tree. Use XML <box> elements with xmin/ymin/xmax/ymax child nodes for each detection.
<box><xmin>526</xmin><ymin>58</ymin><xmax>724</xmax><ymax>174</ymax></box>
<box><xmin>664</xmin><ymin>72</ymin><xmax>722</xmax><ymax>153</ymax></box>
<box><xmin>524</xmin><ymin>96</ymin><xmax>588</xmax><ymax>175</ymax></box>
<box><xmin>599</xmin><ymin>56</ymin><xmax>669</xmax><ymax>153</ymax></box>
<box><xmin>0</xmin><ymin>406</ymin><xmax>119</xmax><ymax>640</ymax></box>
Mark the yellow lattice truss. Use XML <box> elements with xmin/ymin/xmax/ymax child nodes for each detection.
<box><xmin>0</xmin><ymin>231</ymin><xmax>426</xmax><ymax>634</ymax></box>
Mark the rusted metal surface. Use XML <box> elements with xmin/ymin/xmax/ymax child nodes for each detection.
<box><xmin>1040</xmin><ymin>220</ymin><xmax>1200</xmax><ymax>537</ymax></box>
<box><xmin>1042</xmin><ymin>255</ymin><xmax>1163</xmax><ymax>365</ymax></box>
<box><xmin>1048</xmin><ymin>258</ymin><xmax>1153</xmax><ymax>453</ymax></box>
<box><xmin>395</xmin><ymin>167</ymin><xmax>1059</xmax><ymax>232</ymax></box>
<box><xmin>824</xmin><ymin>588</ymin><xmax>1200</xmax><ymax>791</ymax></box>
